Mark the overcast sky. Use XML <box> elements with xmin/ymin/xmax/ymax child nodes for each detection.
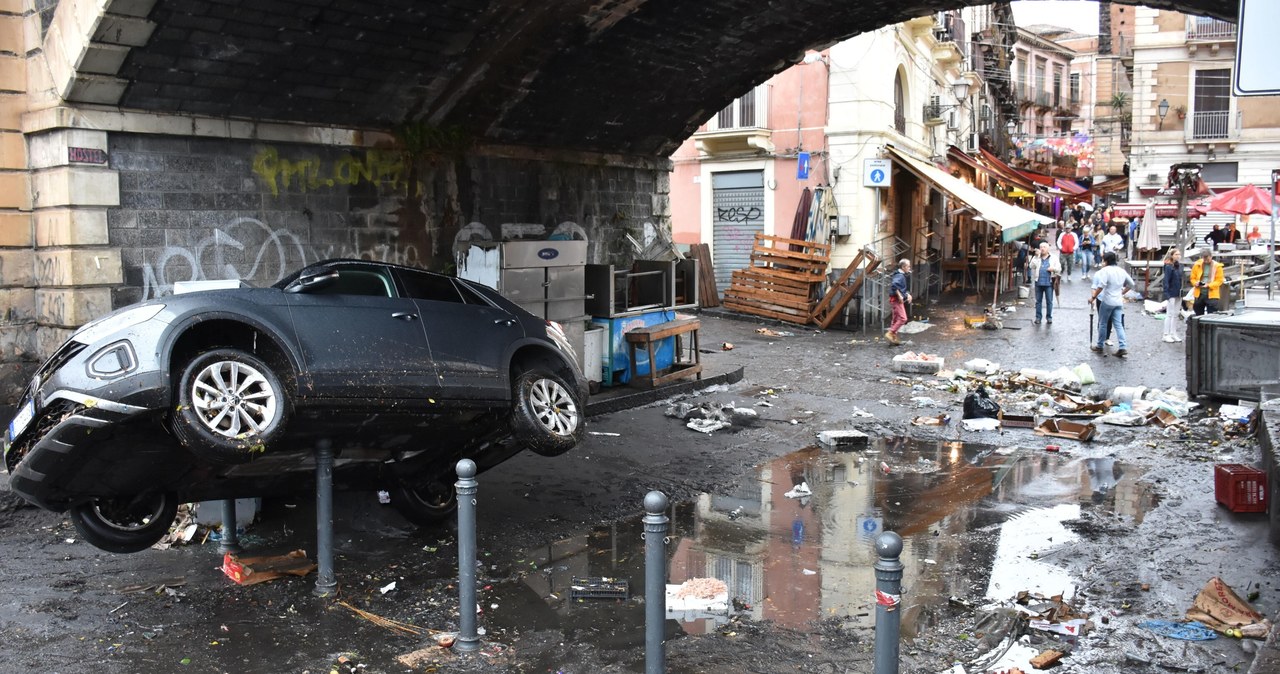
<box><xmin>1011</xmin><ymin>0</ymin><xmax>1101</xmax><ymax>35</ymax></box>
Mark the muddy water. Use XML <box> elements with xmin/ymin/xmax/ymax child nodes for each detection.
<box><xmin>480</xmin><ymin>438</ymin><xmax>1159</xmax><ymax>659</ymax></box>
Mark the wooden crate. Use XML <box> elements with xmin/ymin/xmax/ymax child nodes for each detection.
<box><xmin>722</xmin><ymin>234</ymin><xmax>830</xmax><ymax>325</ymax></box>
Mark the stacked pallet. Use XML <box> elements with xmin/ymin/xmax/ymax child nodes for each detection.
<box><xmin>722</xmin><ymin>233</ymin><xmax>830</xmax><ymax>324</ymax></box>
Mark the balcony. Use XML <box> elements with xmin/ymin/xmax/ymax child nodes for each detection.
<box><xmin>1188</xmin><ymin>17</ymin><xmax>1236</xmax><ymax>41</ymax></box>
<box><xmin>923</xmin><ymin>103</ymin><xmax>946</xmax><ymax>126</ymax></box>
<box><xmin>694</xmin><ymin>86</ymin><xmax>773</xmax><ymax>156</ymax></box>
<box><xmin>1186</xmin><ymin>110</ymin><xmax>1240</xmax><ymax>142</ymax></box>
<box><xmin>1035</xmin><ymin>91</ymin><xmax>1052</xmax><ymax>108</ymax></box>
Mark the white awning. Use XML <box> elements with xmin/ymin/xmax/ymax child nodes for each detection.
<box><xmin>885</xmin><ymin>146</ymin><xmax>1054</xmax><ymax>242</ymax></box>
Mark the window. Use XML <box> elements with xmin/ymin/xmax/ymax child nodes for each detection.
<box><xmin>321</xmin><ymin>267</ymin><xmax>394</xmax><ymax>297</ymax></box>
<box><xmin>1069</xmin><ymin>73</ymin><xmax>1080</xmax><ymax>104</ymax></box>
<box><xmin>894</xmin><ymin>72</ymin><xmax>906</xmax><ymax>134</ymax></box>
<box><xmin>1200</xmin><ymin>162</ymin><xmax>1238</xmax><ymax>183</ymax></box>
<box><xmin>397</xmin><ymin>269</ymin><xmax>468</xmax><ymax>303</ymax></box>
<box><xmin>716</xmin><ymin>87</ymin><xmax>761</xmax><ymax>129</ymax></box>
<box><xmin>1052</xmin><ymin>68</ymin><xmax>1062</xmax><ymax>107</ymax></box>
<box><xmin>1035</xmin><ymin>64</ymin><xmax>1046</xmax><ymax>98</ymax></box>
<box><xmin>1192</xmin><ymin>68</ymin><xmax>1232</xmax><ymax>139</ymax></box>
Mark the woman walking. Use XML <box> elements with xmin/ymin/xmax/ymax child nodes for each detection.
<box><xmin>1161</xmin><ymin>249</ymin><xmax>1184</xmax><ymax>343</ymax></box>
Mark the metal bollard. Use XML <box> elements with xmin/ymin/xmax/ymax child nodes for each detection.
<box><xmin>313</xmin><ymin>439</ymin><xmax>337</xmax><ymax>597</ymax></box>
<box><xmin>643</xmin><ymin>491</ymin><xmax>669</xmax><ymax>674</ymax></box>
<box><xmin>873</xmin><ymin>531</ymin><xmax>904</xmax><ymax>674</ymax></box>
<box><xmin>455</xmin><ymin>459</ymin><xmax>481</xmax><ymax>653</ymax></box>
<box><xmin>218</xmin><ymin>498</ymin><xmax>242</xmax><ymax>555</ymax></box>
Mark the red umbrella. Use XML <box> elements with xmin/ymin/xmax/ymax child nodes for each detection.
<box><xmin>1208</xmin><ymin>184</ymin><xmax>1277</xmax><ymax>216</ymax></box>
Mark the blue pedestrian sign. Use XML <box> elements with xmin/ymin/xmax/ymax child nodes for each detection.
<box><xmin>863</xmin><ymin>158</ymin><xmax>891</xmax><ymax>188</ymax></box>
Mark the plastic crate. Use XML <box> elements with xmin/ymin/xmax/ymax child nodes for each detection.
<box><xmin>1214</xmin><ymin>463</ymin><xmax>1267</xmax><ymax>513</ymax></box>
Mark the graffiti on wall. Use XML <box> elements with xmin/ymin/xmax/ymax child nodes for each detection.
<box><xmin>139</xmin><ymin>217</ymin><xmax>424</xmax><ymax>299</ymax></box>
<box><xmin>251</xmin><ymin>146</ymin><xmax>413</xmax><ymax>197</ymax></box>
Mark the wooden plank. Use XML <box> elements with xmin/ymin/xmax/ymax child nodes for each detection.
<box><xmin>754</xmin><ymin>233</ymin><xmax>831</xmax><ymax>255</ymax></box>
<box><xmin>723</xmin><ymin>289</ymin><xmax>814</xmax><ymax>311</ymax></box>
<box><xmin>811</xmin><ymin>248</ymin><xmax>882</xmax><ymax>329</ymax></box>
<box><xmin>722</xmin><ymin>300</ymin><xmax>813</xmax><ymax>324</ymax></box>
<box><xmin>691</xmin><ymin>244</ymin><xmax>721</xmax><ymax>308</ymax></box>
<box><xmin>749</xmin><ymin>245</ymin><xmax>831</xmax><ymax>264</ymax></box>
<box><xmin>739</xmin><ymin>264</ymin><xmax>827</xmax><ymax>284</ymax></box>
<box><xmin>732</xmin><ymin>270</ymin><xmax>814</xmax><ymax>293</ymax></box>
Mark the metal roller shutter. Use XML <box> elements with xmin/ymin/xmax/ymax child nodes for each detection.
<box><xmin>712</xmin><ymin>170</ymin><xmax>765</xmax><ymax>292</ymax></box>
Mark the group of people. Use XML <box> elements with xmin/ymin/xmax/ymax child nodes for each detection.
<box><xmin>1016</xmin><ymin>219</ymin><xmax>1227</xmax><ymax>357</ymax></box>
<box><xmin>1203</xmin><ymin>222</ymin><xmax>1264</xmax><ymax>247</ymax></box>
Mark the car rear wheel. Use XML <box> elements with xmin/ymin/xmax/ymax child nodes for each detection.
<box><xmin>69</xmin><ymin>493</ymin><xmax>178</xmax><ymax>553</ymax></box>
<box><xmin>172</xmin><ymin>349</ymin><xmax>290</xmax><ymax>464</ymax></box>
<box><xmin>390</xmin><ymin>480</ymin><xmax>458</xmax><ymax>527</ymax></box>
<box><xmin>510</xmin><ymin>367</ymin><xmax>583</xmax><ymax>457</ymax></box>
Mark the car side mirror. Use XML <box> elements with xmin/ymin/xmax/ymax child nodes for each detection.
<box><xmin>287</xmin><ymin>268</ymin><xmax>339</xmax><ymax>294</ymax></box>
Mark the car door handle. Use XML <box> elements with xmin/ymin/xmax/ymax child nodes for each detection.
<box><xmin>494</xmin><ymin>318</ymin><xmax>516</xmax><ymax>327</ymax></box>
<box><xmin>392</xmin><ymin>312</ymin><xmax>419</xmax><ymax>321</ymax></box>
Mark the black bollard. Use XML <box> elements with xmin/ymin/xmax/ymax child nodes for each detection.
<box><xmin>873</xmin><ymin>531</ymin><xmax>904</xmax><ymax>674</ymax></box>
<box><xmin>218</xmin><ymin>498</ymin><xmax>242</xmax><ymax>555</ymax></box>
<box><xmin>313</xmin><ymin>439</ymin><xmax>337</xmax><ymax>597</ymax></box>
<box><xmin>643</xmin><ymin>491</ymin><xmax>669</xmax><ymax>674</ymax></box>
<box><xmin>455</xmin><ymin>459</ymin><xmax>480</xmax><ymax>653</ymax></box>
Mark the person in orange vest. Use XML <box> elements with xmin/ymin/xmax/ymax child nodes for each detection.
<box><xmin>1189</xmin><ymin>249</ymin><xmax>1224</xmax><ymax>315</ymax></box>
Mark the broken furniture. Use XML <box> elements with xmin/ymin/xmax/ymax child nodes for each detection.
<box><xmin>585</xmin><ymin>259</ymin><xmax>699</xmax><ymax>318</ymax></box>
<box><xmin>811</xmin><ymin>246</ymin><xmax>881</xmax><ymax>328</ymax></box>
<box><xmin>722</xmin><ymin>233</ymin><xmax>831</xmax><ymax>324</ymax></box>
<box><xmin>625</xmin><ymin>317</ymin><xmax>703</xmax><ymax>388</ymax></box>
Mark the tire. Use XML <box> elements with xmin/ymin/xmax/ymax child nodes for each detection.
<box><xmin>390</xmin><ymin>481</ymin><xmax>458</xmax><ymax>527</ymax></box>
<box><xmin>171</xmin><ymin>348</ymin><xmax>290</xmax><ymax>464</ymax></box>
<box><xmin>510</xmin><ymin>367</ymin><xmax>584</xmax><ymax>457</ymax></box>
<box><xmin>69</xmin><ymin>493</ymin><xmax>178</xmax><ymax>554</ymax></box>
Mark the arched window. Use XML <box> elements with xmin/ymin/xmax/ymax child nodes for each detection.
<box><xmin>893</xmin><ymin>71</ymin><xmax>906</xmax><ymax>135</ymax></box>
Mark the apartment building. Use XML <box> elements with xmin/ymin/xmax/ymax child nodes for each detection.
<box><xmin>1007</xmin><ymin>27</ymin><xmax>1081</xmax><ymax>178</ymax></box>
<box><xmin>1129</xmin><ymin>9</ymin><xmax>1280</xmax><ymax>202</ymax></box>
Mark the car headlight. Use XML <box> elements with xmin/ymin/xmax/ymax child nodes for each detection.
<box><xmin>73</xmin><ymin>304</ymin><xmax>165</xmax><ymax>344</ymax></box>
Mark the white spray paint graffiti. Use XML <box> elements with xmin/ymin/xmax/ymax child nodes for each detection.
<box><xmin>140</xmin><ymin>218</ymin><xmax>422</xmax><ymax>299</ymax></box>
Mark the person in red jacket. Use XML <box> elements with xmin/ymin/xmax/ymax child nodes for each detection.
<box><xmin>1056</xmin><ymin>226</ymin><xmax>1078</xmax><ymax>280</ymax></box>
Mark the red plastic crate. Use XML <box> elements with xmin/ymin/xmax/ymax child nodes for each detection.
<box><xmin>1214</xmin><ymin>464</ymin><xmax>1268</xmax><ymax>513</ymax></box>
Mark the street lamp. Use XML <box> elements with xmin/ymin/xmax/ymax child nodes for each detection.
<box><xmin>1157</xmin><ymin>98</ymin><xmax>1170</xmax><ymax>130</ymax></box>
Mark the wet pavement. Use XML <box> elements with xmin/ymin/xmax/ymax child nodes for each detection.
<box><xmin>0</xmin><ymin>275</ymin><xmax>1276</xmax><ymax>673</ymax></box>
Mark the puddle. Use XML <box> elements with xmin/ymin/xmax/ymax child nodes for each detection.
<box><xmin>482</xmin><ymin>438</ymin><xmax>1160</xmax><ymax>656</ymax></box>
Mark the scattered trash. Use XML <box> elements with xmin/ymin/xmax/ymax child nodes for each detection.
<box><xmin>721</xmin><ymin>342</ymin><xmax>734</xmax><ymax>351</ymax></box>
<box><xmin>962</xmin><ymin>417</ymin><xmax>1001</xmax><ymax>432</ymax></box>
<box><xmin>588</xmin><ymin>431</ymin><xmax>621</xmax><ymax>437</ymax></box>
<box><xmin>337</xmin><ymin>600</ymin><xmax>426</xmax><ymax>636</ymax></box>
<box><xmin>912</xmin><ymin>414</ymin><xmax>950</xmax><ymax>426</ymax></box>
<box><xmin>1029</xmin><ymin>650</ymin><xmax>1066</xmax><ymax>669</ymax></box>
<box><xmin>687</xmin><ymin>419</ymin><xmax>730</xmax><ymax>434</ymax></box>
<box><xmin>962</xmin><ymin>386</ymin><xmax>1001</xmax><ymax>420</ymax></box>
<box><xmin>784</xmin><ymin>482</ymin><xmax>813</xmax><ymax>499</ymax></box>
<box><xmin>1034</xmin><ymin>418</ymin><xmax>1096</xmax><ymax>442</ymax></box>
<box><xmin>964</xmin><ymin>359</ymin><xmax>1000</xmax><ymax>375</ymax></box>
<box><xmin>377</xmin><ymin>490</ymin><xmax>391</xmax><ymax>504</ymax></box>
<box><xmin>119</xmin><ymin>577</ymin><xmax>187</xmax><ymax>594</ymax></box>
<box><xmin>755</xmin><ymin>327</ymin><xmax>795</xmax><ymax>337</ymax></box>
<box><xmin>570</xmin><ymin>576</ymin><xmax>630</xmax><ymax>600</ymax></box>
<box><xmin>1185</xmin><ymin>577</ymin><xmax>1273</xmax><ymax>638</ymax></box>
<box><xmin>221</xmin><ymin>550</ymin><xmax>316</xmax><ymax>586</ymax></box>
<box><xmin>898</xmin><ymin>320</ymin><xmax>932</xmax><ymax>334</ymax></box>
<box><xmin>379</xmin><ymin>581</ymin><xmax>397</xmax><ymax>594</ymax></box>
<box><xmin>802</xmin><ymin>568</ymin><xmax>817</xmax><ymax>575</ymax></box>
<box><xmin>911</xmin><ymin>396</ymin><xmax>941</xmax><ymax>407</ymax></box>
<box><xmin>1044</xmin><ymin>444</ymin><xmax>1060</xmax><ymax>453</ymax></box>
<box><xmin>1138</xmin><ymin>619</ymin><xmax>1219</xmax><ymax>641</ymax></box>
<box><xmin>435</xmin><ymin>634</ymin><xmax>456</xmax><ymax>648</ymax></box>
<box><xmin>999</xmin><ymin>413</ymin><xmax>1036</xmax><ymax>428</ymax></box>
<box><xmin>153</xmin><ymin>505</ymin><xmax>200</xmax><ymax>550</ymax></box>
<box><xmin>851</xmin><ymin>407</ymin><xmax>875</xmax><ymax>418</ymax></box>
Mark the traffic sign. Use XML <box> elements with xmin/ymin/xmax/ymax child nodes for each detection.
<box><xmin>864</xmin><ymin>158</ymin><xmax>891</xmax><ymax>188</ymax></box>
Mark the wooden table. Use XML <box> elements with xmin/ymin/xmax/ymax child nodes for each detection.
<box><xmin>625</xmin><ymin>317</ymin><xmax>702</xmax><ymax>388</ymax></box>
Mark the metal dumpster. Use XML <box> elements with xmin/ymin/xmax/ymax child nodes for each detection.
<box><xmin>1186</xmin><ymin>311</ymin><xmax>1280</xmax><ymax>401</ymax></box>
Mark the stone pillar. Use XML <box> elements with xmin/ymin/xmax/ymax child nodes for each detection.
<box><xmin>0</xmin><ymin>0</ymin><xmax>32</xmax><ymax>403</ymax></box>
<box><xmin>27</xmin><ymin>127</ymin><xmax>120</xmax><ymax>360</ymax></box>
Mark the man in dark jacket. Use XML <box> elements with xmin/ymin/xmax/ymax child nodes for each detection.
<box><xmin>885</xmin><ymin>259</ymin><xmax>911</xmax><ymax>345</ymax></box>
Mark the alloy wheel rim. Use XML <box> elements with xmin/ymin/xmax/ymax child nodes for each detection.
<box><xmin>92</xmin><ymin>495</ymin><xmax>166</xmax><ymax>532</ymax></box>
<box><xmin>191</xmin><ymin>360</ymin><xmax>278</xmax><ymax>438</ymax></box>
<box><xmin>529</xmin><ymin>377</ymin><xmax>578</xmax><ymax>437</ymax></box>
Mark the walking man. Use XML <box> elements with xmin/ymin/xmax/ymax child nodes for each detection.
<box><xmin>1056</xmin><ymin>226</ymin><xmax>1078</xmax><ymax>280</ymax></box>
<box><xmin>1189</xmin><ymin>248</ymin><xmax>1224</xmax><ymax>315</ymax></box>
<box><xmin>1090</xmin><ymin>251</ymin><xmax>1135</xmax><ymax>357</ymax></box>
<box><xmin>1101</xmin><ymin>225</ymin><xmax>1124</xmax><ymax>258</ymax></box>
<box><xmin>885</xmin><ymin>259</ymin><xmax>911</xmax><ymax>345</ymax></box>
<box><xmin>1031</xmin><ymin>242</ymin><xmax>1061</xmax><ymax>325</ymax></box>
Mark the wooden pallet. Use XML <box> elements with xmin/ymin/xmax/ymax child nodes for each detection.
<box><xmin>689</xmin><ymin>243</ymin><xmax>720</xmax><ymax>308</ymax></box>
<box><xmin>811</xmin><ymin>247</ymin><xmax>882</xmax><ymax>329</ymax></box>
<box><xmin>723</xmin><ymin>233</ymin><xmax>830</xmax><ymax>324</ymax></box>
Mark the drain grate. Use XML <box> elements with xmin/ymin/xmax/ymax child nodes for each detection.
<box><xmin>570</xmin><ymin>576</ymin><xmax>629</xmax><ymax>600</ymax></box>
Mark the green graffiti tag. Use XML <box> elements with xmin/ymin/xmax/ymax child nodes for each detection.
<box><xmin>251</xmin><ymin>147</ymin><xmax>410</xmax><ymax>197</ymax></box>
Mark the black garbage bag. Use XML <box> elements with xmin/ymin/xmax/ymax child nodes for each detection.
<box><xmin>963</xmin><ymin>386</ymin><xmax>1001</xmax><ymax>420</ymax></box>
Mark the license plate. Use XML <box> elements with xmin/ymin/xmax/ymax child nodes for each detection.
<box><xmin>8</xmin><ymin>399</ymin><xmax>34</xmax><ymax>442</ymax></box>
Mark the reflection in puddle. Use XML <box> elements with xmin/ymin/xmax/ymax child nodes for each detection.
<box><xmin>493</xmin><ymin>438</ymin><xmax>1160</xmax><ymax>655</ymax></box>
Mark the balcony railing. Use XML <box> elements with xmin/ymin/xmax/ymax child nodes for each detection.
<box><xmin>1035</xmin><ymin>91</ymin><xmax>1052</xmax><ymax>108</ymax></box>
<box><xmin>708</xmin><ymin>86</ymin><xmax>770</xmax><ymax>131</ymax></box>
<box><xmin>1187</xmin><ymin>110</ymin><xmax>1240</xmax><ymax>140</ymax></box>
<box><xmin>1187</xmin><ymin>17</ymin><xmax>1236</xmax><ymax>41</ymax></box>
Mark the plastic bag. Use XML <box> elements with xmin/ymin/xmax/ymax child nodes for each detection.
<box><xmin>963</xmin><ymin>386</ymin><xmax>1001</xmax><ymax>419</ymax></box>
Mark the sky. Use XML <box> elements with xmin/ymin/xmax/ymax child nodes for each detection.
<box><xmin>1011</xmin><ymin>0</ymin><xmax>1102</xmax><ymax>36</ymax></box>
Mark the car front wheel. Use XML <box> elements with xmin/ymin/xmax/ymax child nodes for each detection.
<box><xmin>172</xmin><ymin>349</ymin><xmax>290</xmax><ymax>464</ymax></box>
<box><xmin>390</xmin><ymin>481</ymin><xmax>458</xmax><ymax>527</ymax></box>
<box><xmin>510</xmin><ymin>367</ymin><xmax>583</xmax><ymax>457</ymax></box>
<box><xmin>69</xmin><ymin>493</ymin><xmax>178</xmax><ymax>553</ymax></box>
